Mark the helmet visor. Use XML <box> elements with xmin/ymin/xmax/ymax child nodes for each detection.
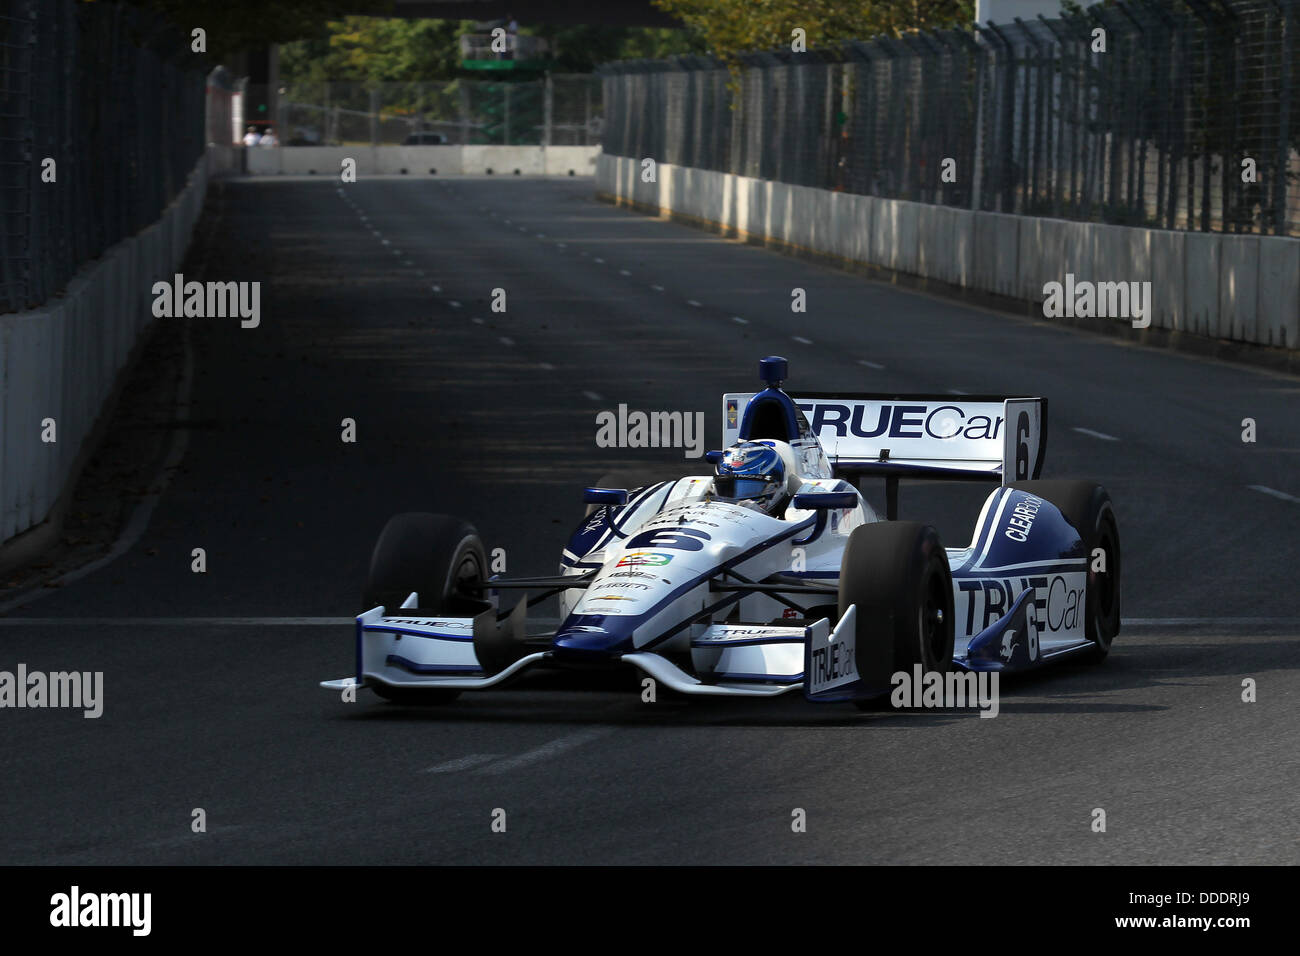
<box><xmin>714</xmin><ymin>475</ymin><xmax>777</xmax><ymax>501</ymax></box>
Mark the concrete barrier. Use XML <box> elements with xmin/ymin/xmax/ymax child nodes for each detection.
<box><xmin>1257</xmin><ymin>237</ymin><xmax>1300</xmax><ymax>349</ymax></box>
<box><xmin>243</xmin><ymin>145</ymin><xmax>599</xmax><ymax>177</ymax></box>
<box><xmin>1219</xmin><ymin>235</ymin><xmax>1259</xmax><ymax>342</ymax></box>
<box><xmin>596</xmin><ymin>152</ymin><xmax>1300</xmax><ymax>358</ymax></box>
<box><xmin>1</xmin><ymin>152</ymin><xmax>209</xmax><ymax>548</ymax></box>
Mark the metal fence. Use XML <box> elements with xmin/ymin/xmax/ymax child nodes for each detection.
<box><xmin>600</xmin><ymin>0</ymin><xmax>1300</xmax><ymax>237</ymax></box>
<box><xmin>0</xmin><ymin>0</ymin><xmax>208</xmax><ymax>315</ymax></box>
<box><xmin>266</xmin><ymin>75</ymin><xmax>603</xmax><ymax>148</ymax></box>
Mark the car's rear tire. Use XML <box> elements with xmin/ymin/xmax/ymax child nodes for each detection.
<box><xmin>1010</xmin><ymin>480</ymin><xmax>1121</xmax><ymax>661</ymax></box>
<box><xmin>362</xmin><ymin>513</ymin><xmax>488</xmax><ymax>704</ymax></box>
<box><xmin>838</xmin><ymin>521</ymin><xmax>954</xmax><ymax>711</ymax></box>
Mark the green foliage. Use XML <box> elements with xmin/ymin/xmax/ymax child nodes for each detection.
<box><xmin>279</xmin><ymin>17</ymin><xmax>473</xmax><ymax>84</ymax></box>
<box><xmin>652</xmin><ymin>0</ymin><xmax>975</xmax><ymax>63</ymax></box>
<box><xmin>121</xmin><ymin>0</ymin><xmax>391</xmax><ymax>62</ymax></box>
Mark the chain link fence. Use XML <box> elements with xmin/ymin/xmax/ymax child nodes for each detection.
<box><xmin>601</xmin><ymin>0</ymin><xmax>1300</xmax><ymax>237</ymax></box>
<box><xmin>269</xmin><ymin>75</ymin><xmax>603</xmax><ymax>148</ymax></box>
<box><xmin>0</xmin><ymin>0</ymin><xmax>208</xmax><ymax>315</ymax></box>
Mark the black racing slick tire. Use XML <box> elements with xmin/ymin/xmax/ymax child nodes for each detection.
<box><xmin>362</xmin><ymin>513</ymin><xmax>488</xmax><ymax>704</ymax></box>
<box><xmin>838</xmin><ymin>521</ymin><xmax>954</xmax><ymax>711</ymax></box>
<box><xmin>1010</xmin><ymin>480</ymin><xmax>1121</xmax><ymax>661</ymax></box>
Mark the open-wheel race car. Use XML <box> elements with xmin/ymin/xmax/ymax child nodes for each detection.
<box><xmin>322</xmin><ymin>356</ymin><xmax>1120</xmax><ymax>708</ymax></box>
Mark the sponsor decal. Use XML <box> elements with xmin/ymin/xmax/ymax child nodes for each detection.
<box><xmin>384</xmin><ymin>619</ymin><xmax>471</xmax><ymax>628</ymax></box>
<box><xmin>617</xmin><ymin>551</ymin><xmax>673</xmax><ymax>567</ymax></box>
<box><xmin>594</xmin><ymin>581</ymin><xmax>650</xmax><ymax>590</ymax></box>
<box><xmin>606</xmin><ymin>571</ymin><xmax>660</xmax><ymax>581</ymax></box>
<box><xmin>591</xmin><ymin>594</ymin><xmax>636</xmax><ymax>602</ymax></box>
<box><xmin>957</xmin><ymin>573</ymin><xmax>1084</xmax><ymax>637</ymax></box>
<box><xmin>796</xmin><ymin>402</ymin><xmax>1004</xmax><ymax>442</ymax></box>
<box><xmin>727</xmin><ymin>399</ymin><xmax>738</xmax><ymax>428</ymax></box>
<box><xmin>782</xmin><ymin>608</ymin><xmax>801</xmax><ymax>620</ymax></box>
<box><xmin>1003</xmin><ymin>493</ymin><xmax>1043</xmax><ymax>542</ymax></box>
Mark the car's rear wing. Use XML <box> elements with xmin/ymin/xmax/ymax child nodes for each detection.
<box><xmin>722</xmin><ymin>392</ymin><xmax>1047</xmax><ymax>486</ymax></box>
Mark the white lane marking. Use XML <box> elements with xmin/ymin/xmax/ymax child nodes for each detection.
<box><xmin>731</xmin><ymin>316</ymin><xmax>748</xmax><ymax>324</ymax></box>
<box><xmin>558</xmin><ymin>242</ymin><xmax>567</xmax><ymax>248</ymax></box>
<box><xmin>539</xmin><ymin>362</ymin><xmax>556</xmax><ymax>371</ymax></box>
<box><xmin>380</xmin><ymin>239</ymin><xmax>390</xmax><ymax>245</ymax></box>
<box><xmin>1123</xmin><ymin>617</ymin><xmax>1300</xmax><ymax>627</ymax></box>
<box><xmin>422</xmin><ymin>754</ymin><xmax>502</xmax><ymax>774</ymax></box>
<box><xmin>392</xmin><ymin>249</ymin><xmax>403</xmax><ymax>256</ymax></box>
<box><xmin>947</xmin><ymin>388</ymin><xmax>969</xmax><ymax>395</ymax></box>
<box><xmin>651</xmin><ymin>284</ymin><xmax>664</xmax><ymax>292</ymax></box>
<box><xmin>619</xmin><ymin>269</ymin><xmax>631</xmax><ymax>276</ymax></box>
<box><xmin>472</xmin><ymin>317</ymin><xmax>485</xmax><ymax>325</ymax></box>
<box><xmin>792</xmin><ymin>335</ymin><xmax>813</xmax><ymax>345</ymax></box>
<box><xmin>430</xmin><ymin>284</ymin><xmax>441</xmax><ymax>292</ymax></box>
<box><xmin>1249</xmin><ymin>484</ymin><xmax>1300</xmax><ymax>503</ymax></box>
<box><xmin>536</xmin><ymin>233</ymin><xmax>546</xmax><ymax>239</ymax></box>
<box><xmin>477</xmin><ymin>728</ymin><xmax>614</xmax><ymax>775</ymax></box>
<box><xmin>448</xmin><ymin>300</ymin><xmax>462</xmax><ymax>308</ymax></box>
<box><xmin>504</xmin><ymin>219</ymin><xmax>512</xmax><ymax>224</ymax></box>
<box><xmin>498</xmin><ymin>336</ymin><xmax>515</xmax><ymax>346</ymax></box>
<box><xmin>1072</xmin><ymin>427</ymin><xmax>1119</xmax><ymax>442</ymax></box>
<box><xmin>582</xmin><ymin>390</ymin><xmax>603</xmax><ymax>402</ymax></box>
<box><xmin>594</xmin><ymin>257</ymin><xmax>605</xmax><ymax>264</ymax></box>
<box><xmin>402</xmin><ymin>260</ymin><xmax>413</xmax><ymax>267</ymax></box>
<box><xmin>858</xmin><ymin>359</ymin><xmax>885</xmax><ymax>369</ymax></box>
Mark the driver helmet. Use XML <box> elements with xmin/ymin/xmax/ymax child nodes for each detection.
<box><xmin>713</xmin><ymin>440</ymin><xmax>793</xmax><ymax>514</ymax></box>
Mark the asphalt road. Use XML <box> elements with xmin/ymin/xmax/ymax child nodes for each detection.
<box><xmin>2</xmin><ymin>175</ymin><xmax>1297</xmax><ymax>864</ymax></box>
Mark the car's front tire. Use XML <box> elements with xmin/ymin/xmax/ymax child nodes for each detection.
<box><xmin>362</xmin><ymin>513</ymin><xmax>488</xmax><ymax>704</ymax></box>
<box><xmin>838</xmin><ymin>521</ymin><xmax>954</xmax><ymax>711</ymax></box>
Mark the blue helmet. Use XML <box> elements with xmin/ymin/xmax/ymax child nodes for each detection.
<box><xmin>714</xmin><ymin>441</ymin><xmax>787</xmax><ymax>512</ymax></box>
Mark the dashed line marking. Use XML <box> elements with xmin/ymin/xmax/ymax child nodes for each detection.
<box><xmin>858</xmin><ymin>359</ymin><xmax>885</xmax><ymax>370</ymax></box>
<box><xmin>498</xmin><ymin>336</ymin><xmax>515</xmax><ymax>346</ymax></box>
<box><xmin>1072</xmin><ymin>427</ymin><xmax>1118</xmax><ymax>442</ymax></box>
<box><xmin>651</xmin><ymin>284</ymin><xmax>664</xmax><ymax>292</ymax></box>
<box><xmin>539</xmin><ymin>362</ymin><xmax>556</xmax><ymax>371</ymax></box>
<box><xmin>792</xmin><ymin>335</ymin><xmax>813</xmax><ymax>345</ymax></box>
<box><xmin>448</xmin><ymin>300</ymin><xmax>462</xmax><ymax>308</ymax></box>
<box><xmin>731</xmin><ymin>316</ymin><xmax>748</xmax><ymax>325</ymax></box>
<box><xmin>1249</xmin><ymin>485</ymin><xmax>1300</xmax><ymax>503</ymax></box>
<box><xmin>582</xmin><ymin>390</ymin><xmax>603</xmax><ymax>402</ymax></box>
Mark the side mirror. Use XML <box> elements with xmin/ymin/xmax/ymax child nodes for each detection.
<box><xmin>791</xmin><ymin>491</ymin><xmax>858</xmax><ymax>511</ymax></box>
<box><xmin>583</xmin><ymin>487</ymin><xmax>629</xmax><ymax>506</ymax></box>
<box><xmin>704</xmin><ymin>450</ymin><xmax>724</xmax><ymax>464</ymax></box>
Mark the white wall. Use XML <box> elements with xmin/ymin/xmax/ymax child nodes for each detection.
<box><xmin>244</xmin><ymin>145</ymin><xmax>600</xmax><ymax>177</ymax></box>
<box><xmin>1</xmin><ymin>154</ymin><xmax>210</xmax><ymax>545</ymax></box>
<box><xmin>596</xmin><ymin>153</ymin><xmax>1300</xmax><ymax>351</ymax></box>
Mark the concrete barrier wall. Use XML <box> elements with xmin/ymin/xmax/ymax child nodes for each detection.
<box><xmin>596</xmin><ymin>153</ymin><xmax>1300</xmax><ymax>352</ymax></box>
<box><xmin>245</xmin><ymin>145</ymin><xmax>600</xmax><ymax>177</ymax></box>
<box><xmin>0</xmin><ymin>153</ymin><xmax>210</xmax><ymax>545</ymax></box>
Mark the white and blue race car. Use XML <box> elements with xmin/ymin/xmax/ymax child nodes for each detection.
<box><xmin>322</xmin><ymin>356</ymin><xmax>1121</xmax><ymax>708</ymax></box>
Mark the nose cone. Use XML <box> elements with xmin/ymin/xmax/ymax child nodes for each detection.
<box><xmin>551</xmin><ymin>615</ymin><xmax>634</xmax><ymax>661</ymax></box>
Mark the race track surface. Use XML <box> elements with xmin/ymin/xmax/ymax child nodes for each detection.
<box><xmin>3</xmin><ymin>176</ymin><xmax>1297</xmax><ymax>864</ymax></box>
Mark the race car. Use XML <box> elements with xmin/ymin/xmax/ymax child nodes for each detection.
<box><xmin>321</xmin><ymin>356</ymin><xmax>1121</xmax><ymax>707</ymax></box>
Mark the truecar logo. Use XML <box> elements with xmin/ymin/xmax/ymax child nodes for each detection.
<box><xmin>1041</xmin><ymin>273</ymin><xmax>1152</xmax><ymax>328</ymax></box>
<box><xmin>595</xmin><ymin>404</ymin><xmax>706</xmax><ymax>459</ymax></box>
<box><xmin>151</xmin><ymin>272</ymin><xmax>260</xmax><ymax>327</ymax></box>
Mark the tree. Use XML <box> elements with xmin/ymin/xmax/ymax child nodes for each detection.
<box><xmin>652</xmin><ymin>0</ymin><xmax>974</xmax><ymax>63</ymax></box>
